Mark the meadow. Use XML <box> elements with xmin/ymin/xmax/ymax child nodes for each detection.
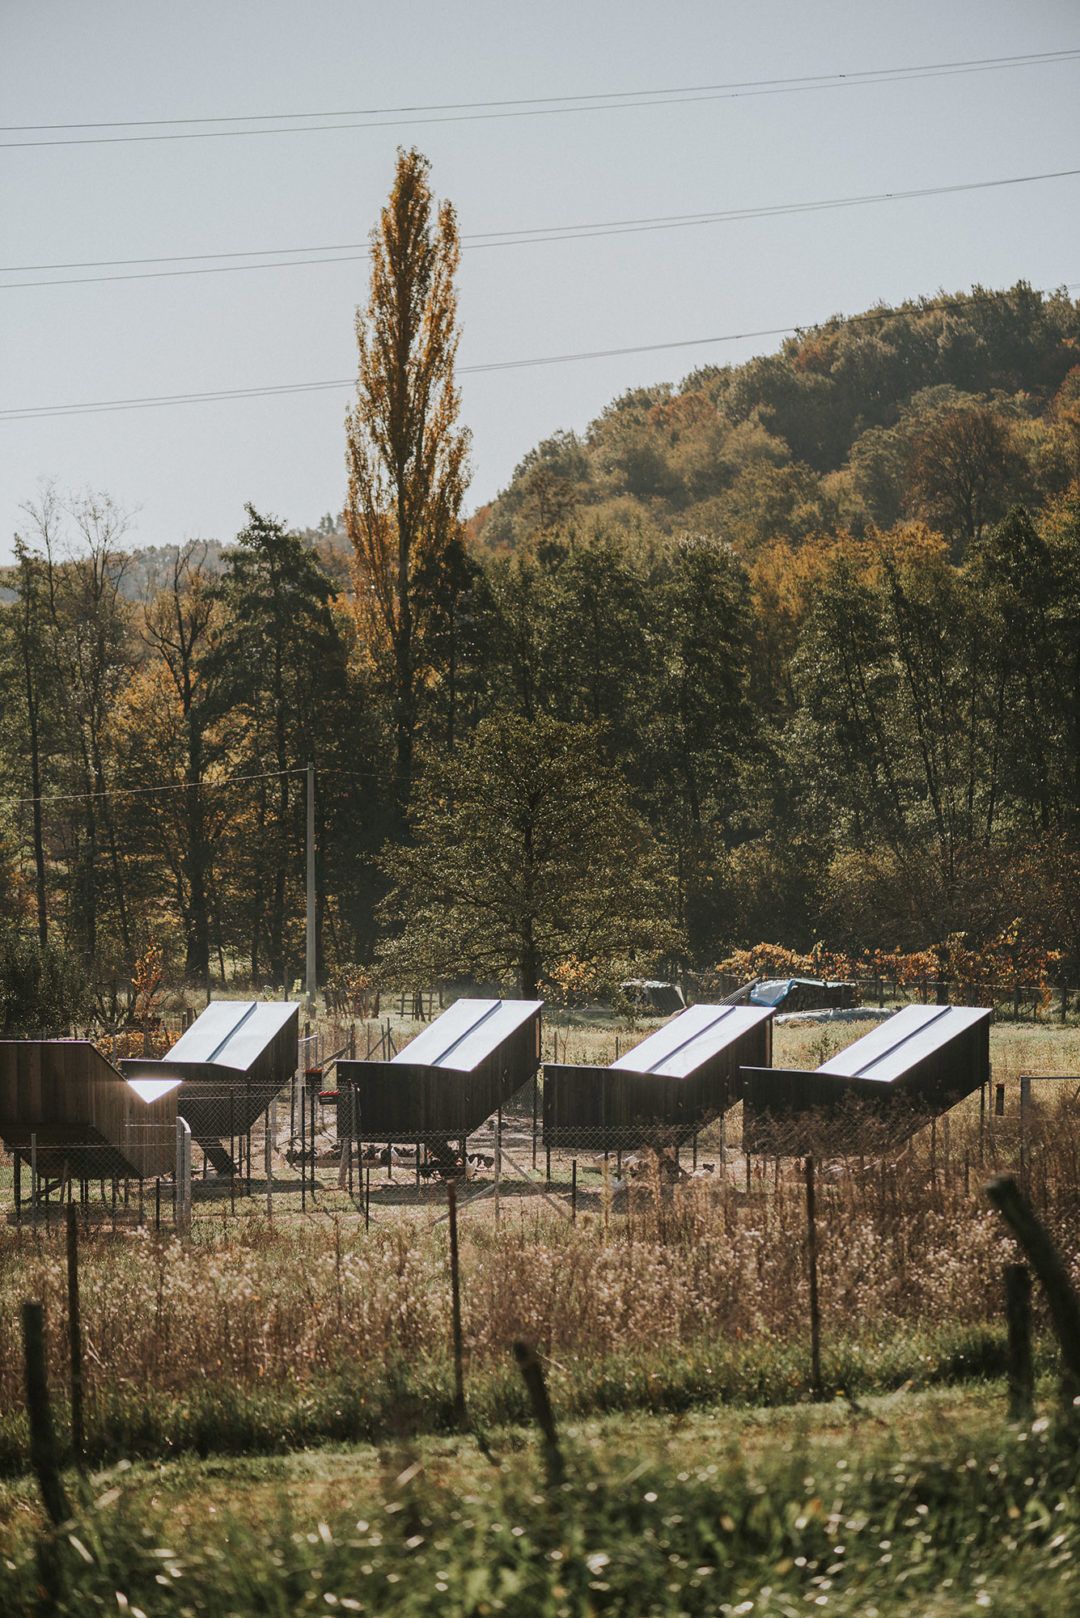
<box><xmin>0</xmin><ymin>1012</ymin><xmax>1077</xmax><ymax>1615</ymax></box>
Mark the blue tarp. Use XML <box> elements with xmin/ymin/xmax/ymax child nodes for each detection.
<box><xmin>748</xmin><ymin>978</ymin><xmax>807</xmax><ymax>1007</ymax></box>
<box><xmin>748</xmin><ymin>978</ymin><xmax>856</xmax><ymax>1010</ymax></box>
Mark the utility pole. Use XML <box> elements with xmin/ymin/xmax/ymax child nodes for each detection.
<box><xmin>305</xmin><ymin>761</ymin><xmax>316</xmax><ymax>1014</ymax></box>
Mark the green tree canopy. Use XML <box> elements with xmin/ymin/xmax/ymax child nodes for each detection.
<box><xmin>377</xmin><ymin>712</ymin><xmax>680</xmax><ymax>996</ymax></box>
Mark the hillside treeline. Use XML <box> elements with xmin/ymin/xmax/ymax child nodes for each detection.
<box><xmin>1</xmin><ymin>284</ymin><xmax>1078</xmax><ymax>1010</ymax></box>
<box><xmin>475</xmin><ymin>281</ymin><xmax>1080</xmax><ymax>553</ymax></box>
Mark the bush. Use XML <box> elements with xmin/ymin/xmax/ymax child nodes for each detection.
<box><xmin>0</xmin><ymin>930</ymin><xmax>89</xmax><ymax>1033</ymax></box>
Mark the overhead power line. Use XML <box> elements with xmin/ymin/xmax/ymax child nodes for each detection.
<box><xmin>8</xmin><ymin>766</ymin><xmax>308</xmax><ymax>809</ymax></box>
<box><xmin>3</xmin><ymin>282</ymin><xmax>1076</xmax><ymax>424</ymax></box>
<box><xmin>5</xmin><ymin>48</ymin><xmax>1076</xmax><ymax>131</ymax></box>
<box><xmin>2</xmin><ymin>48</ymin><xmax>1078</xmax><ymax>148</ymax></box>
<box><xmin>2</xmin><ymin>166</ymin><xmax>1076</xmax><ymax>291</ymax></box>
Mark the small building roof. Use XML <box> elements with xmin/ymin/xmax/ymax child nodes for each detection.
<box><xmin>610</xmin><ymin>1003</ymin><xmax>773</xmax><ymax>1079</ymax></box>
<box><xmin>164</xmin><ymin>1000</ymin><xmax>299</xmax><ymax>1073</ymax></box>
<box><xmin>391</xmin><ymin>998</ymin><xmax>542</xmax><ymax>1073</ymax></box>
<box><xmin>815</xmin><ymin>1003</ymin><xmax>991</xmax><ymax>1085</ymax></box>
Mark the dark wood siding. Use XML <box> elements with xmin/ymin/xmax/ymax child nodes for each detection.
<box><xmin>544</xmin><ymin>1016</ymin><xmax>771</xmax><ymax>1148</ymax></box>
<box><xmin>741</xmin><ymin>1014</ymin><xmax>991</xmax><ymax>1149</ymax></box>
<box><xmin>121</xmin><ymin>1005</ymin><xmax>299</xmax><ymax>1162</ymax></box>
<box><xmin>336</xmin><ymin>1008</ymin><xmax>541</xmax><ymax>1139</ymax></box>
<box><xmin>0</xmin><ymin>1040</ymin><xmax>176</xmax><ymax>1179</ymax></box>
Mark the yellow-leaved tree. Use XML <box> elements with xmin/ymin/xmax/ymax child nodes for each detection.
<box><xmin>345</xmin><ymin>147</ymin><xmax>470</xmax><ymax>820</ymax></box>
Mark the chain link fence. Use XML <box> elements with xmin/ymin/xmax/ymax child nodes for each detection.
<box><xmin>3</xmin><ymin>1059</ymin><xmax>1076</xmax><ymax>1234</ymax></box>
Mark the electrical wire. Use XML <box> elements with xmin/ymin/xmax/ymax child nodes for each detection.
<box><xmin>3</xmin><ymin>167</ymin><xmax>1076</xmax><ymax>290</ymax></box>
<box><xmin>3</xmin><ymin>281</ymin><xmax>1077</xmax><ymax>424</ymax></box>
<box><xmin>2</xmin><ymin>49</ymin><xmax>1078</xmax><ymax>149</ymax></box>
<box><xmin>4</xmin><ymin>48</ymin><xmax>1076</xmax><ymax>131</ymax></box>
<box><xmin>8</xmin><ymin>767</ymin><xmax>309</xmax><ymax>809</ymax></box>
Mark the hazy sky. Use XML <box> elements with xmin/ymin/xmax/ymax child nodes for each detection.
<box><xmin>2</xmin><ymin>1</ymin><xmax>1078</xmax><ymax>562</ymax></box>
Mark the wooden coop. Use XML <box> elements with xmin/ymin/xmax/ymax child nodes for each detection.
<box><xmin>334</xmin><ymin>997</ymin><xmax>543</xmax><ymax>1141</ymax></box>
<box><xmin>740</xmin><ymin>1002</ymin><xmax>992</xmax><ymax>1150</ymax></box>
<box><xmin>121</xmin><ymin>999</ymin><xmax>299</xmax><ymax>1173</ymax></box>
<box><xmin>544</xmin><ymin>1003</ymin><xmax>774</xmax><ymax>1149</ymax></box>
<box><xmin>0</xmin><ymin>1039</ymin><xmax>178</xmax><ymax>1188</ymax></box>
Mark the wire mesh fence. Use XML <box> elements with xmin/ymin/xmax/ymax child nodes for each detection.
<box><xmin>0</xmin><ymin>1121</ymin><xmax>186</xmax><ymax>1233</ymax></box>
<box><xmin>2</xmin><ymin>1062</ymin><xmax>1076</xmax><ymax>1237</ymax></box>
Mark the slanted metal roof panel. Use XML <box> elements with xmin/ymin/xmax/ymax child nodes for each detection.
<box><xmin>166</xmin><ymin>1000</ymin><xmax>299</xmax><ymax>1072</ymax></box>
<box><xmin>611</xmin><ymin>1003</ymin><xmax>773</xmax><ymax>1078</ymax></box>
<box><xmin>817</xmin><ymin>1004</ymin><xmax>991</xmax><ymax>1084</ymax></box>
<box><xmin>392</xmin><ymin>998</ymin><xmax>542</xmax><ymax>1072</ymax></box>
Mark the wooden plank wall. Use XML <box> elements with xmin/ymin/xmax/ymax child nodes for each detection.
<box><xmin>0</xmin><ymin>1041</ymin><xmax>176</xmax><ymax>1179</ymax></box>
<box><xmin>740</xmin><ymin>1017</ymin><xmax>991</xmax><ymax>1150</ymax></box>
<box><xmin>337</xmin><ymin>1006</ymin><xmax>542</xmax><ymax>1139</ymax></box>
<box><xmin>544</xmin><ymin>1017</ymin><xmax>772</xmax><ymax>1148</ymax></box>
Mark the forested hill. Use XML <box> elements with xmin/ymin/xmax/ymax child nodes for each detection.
<box><xmin>3</xmin><ymin>278</ymin><xmax>1079</xmax><ymax>1018</ymax></box>
<box><xmin>472</xmin><ymin>283</ymin><xmax>1080</xmax><ymax>554</ymax></box>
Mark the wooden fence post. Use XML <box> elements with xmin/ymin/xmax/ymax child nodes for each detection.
<box><xmin>1019</xmin><ymin>1077</ymin><xmax>1032</xmax><ymax>1194</ymax></box>
<box><xmin>805</xmin><ymin>1156</ymin><xmax>824</xmax><ymax>1400</ymax></box>
<box><xmin>21</xmin><ymin>1301</ymin><xmax>70</xmax><ymax>1526</ymax></box>
<box><xmin>986</xmin><ymin>1175</ymin><xmax>1080</xmax><ymax>1404</ymax></box>
<box><xmin>979</xmin><ymin>1082</ymin><xmax>987</xmax><ymax>1165</ymax></box>
<box><xmin>65</xmin><ymin>1206</ymin><xmax>84</xmax><ymax>1470</ymax></box>
<box><xmin>513</xmin><ymin>1341</ymin><xmax>564</xmax><ymax>1485</ymax></box>
<box><xmin>1004</xmin><ymin>1263</ymin><xmax>1034</xmax><ymax>1421</ymax></box>
<box><xmin>447</xmin><ymin>1180</ymin><xmax>466</xmax><ymax>1426</ymax></box>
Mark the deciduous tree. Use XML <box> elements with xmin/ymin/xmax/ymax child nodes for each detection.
<box><xmin>345</xmin><ymin>147</ymin><xmax>470</xmax><ymax>817</ymax></box>
<box><xmin>377</xmin><ymin>713</ymin><xmax>680</xmax><ymax>996</ymax></box>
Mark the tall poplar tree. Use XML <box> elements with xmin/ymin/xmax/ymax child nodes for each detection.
<box><xmin>345</xmin><ymin>147</ymin><xmax>470</xmax><ymax>819</ymax></box>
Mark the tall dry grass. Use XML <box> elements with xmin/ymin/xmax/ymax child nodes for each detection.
<box><xmin>0</xmin><ymin>1086</ymin><xmax>1076</xmax><ymax>1469</ymax></box>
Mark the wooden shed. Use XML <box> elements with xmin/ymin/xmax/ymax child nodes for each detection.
<box><xmin>741</xmin><ymin>1002</ymin><xmax>992</xmax><ymax>1149</ymax></box>
<box><xmin>335</xmin><ymin>998</ymin><xmax>542</xmax><ymax>1140</ymax></box>
<box><xmin>544</xmin><ymin>1003</ymin><xmax>774</xmax><ymax>1149</ymax></box>
<box><xmin>0</xmin><ymin>1039</ymin><xmax>177</xmax><ymax>1182</ymax></box>
<box><xmin>121</xmin><ymin>1000</ymin><xmax>299</xmax><ymax>1172</ymax></box>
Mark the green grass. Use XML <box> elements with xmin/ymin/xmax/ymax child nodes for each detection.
<box><xmin>1</xmin><ymin>1385</ymin><xmax>1076</xmax><ymax>1616</ymax></box>
<box><xmin>0</xmin><ymin>1319</ymin><xmax>1058</xmax><ymax>1478</ymax></box>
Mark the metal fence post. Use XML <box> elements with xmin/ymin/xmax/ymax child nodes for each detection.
<box><xmin>30</xmin><ymin>1133</ymin><xmax>37</xmax><ymax>1224</ymax></box>
<box><xmin>805</xmin><ymin>1155</ymin><xmax>824</xmax><ymax>1399</ymax></box>
<box><xmin>300</xmin><ymin>1076</ymin><xmax>307</xmax><ymax>1212</ymax></box>
<box><xmin>174</xmin><ymin>1117</ymin><xmax>192</xmax><ymax>1237</ymax></box>
<box><xmin>532</xmin><ymin>1074</ymin><xmax>539</xmax><ymax>1171</ymax></box>
<box><xmin>65</xmin><ymin>1205</ymin><xmax>84</xmax><ymax>1469</ymax></box>
<box><xmin>350</xmin><ymin>1080</ymin><xmax>357</xmax><ymax>1201</ymax></box>
<box><xmin>266</xmin><ymin>1102</ymin><xmax>274</xmax><ymax>1219</ymax></box>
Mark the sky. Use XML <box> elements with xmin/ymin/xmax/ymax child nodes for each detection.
<box><xmin>2</xmin><ymin>0</ymin><xmax>1079</xmax><ymax>563</ymax></box>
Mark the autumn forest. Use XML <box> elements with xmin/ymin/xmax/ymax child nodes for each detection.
<box><xmin>2</xmin><ymin>152</ymin><xmax>1079</xmax><ymax>1023</ymax></box>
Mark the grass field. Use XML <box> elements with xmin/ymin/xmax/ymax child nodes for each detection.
<box><xmin>0</xmin><ymin>1385</ymin><xmax>1076</xmax><ymax>1615</ymax></box>
<box><xmin>0</xmin><ymin>1013</ymin><xmax>1077</xmax><ymax>1614</ymax></box>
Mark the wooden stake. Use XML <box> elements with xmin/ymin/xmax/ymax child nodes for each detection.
<box><xmin>986</xmin><ymin>1174</ymin><xmax>1080</xmax><ymax>1403</ymax></box>
<box><xmin>513</xmin><ymin>1341</ymin><xmax>564</xmax><ymax>1485</ymax></box>
<box><xmin>1004</xmin><ymin>1263</ymin><xmax>1034</xmax><ymax>1421</ymax></box>
<box><xmin>21</xmin><ymin>1301</ymin><xmax>69</xmax><ymax>1526</ymax></box>
<box><xmin>65</xmin><ymin>1206</ymin><xmax>84</xmax><ymax>1470</ymax></box>
<box><xmin>448</xmin><ymin>1180</ymin><xmax>466</xmax><ymax>1426</ymax></box>
<box><xmin>805</xmin><ymin>1156</ymin><xmax>824</xmax><ymax>1400</ymax></box>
